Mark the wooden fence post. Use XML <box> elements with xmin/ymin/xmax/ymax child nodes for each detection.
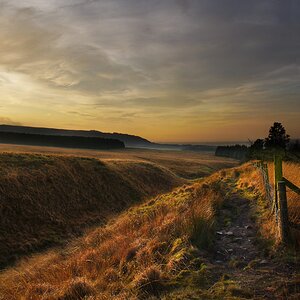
<box><xmin>278</xmin><ymin>181</ymin><xmax>289</xmax><ymax>243</ymax></box>
<box><xmin>273</xmin><ymin>154</ymin><xmax>283</xmax><ymax>214</ymax></box>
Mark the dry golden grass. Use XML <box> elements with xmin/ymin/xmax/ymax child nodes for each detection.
<box><xmin>0</xmin><ymin>143</ymin><xmax>238</xmax><ymax>179</ymax></box>
<box><xmin>236</xmin><ymin>163</ymin><xmax>280</xmax><ymax>243</ymax></box>
<box><xmin>0</xmin><ymin>159</ymin><xmax>299</xmax><ymax>299</ymax></box>
<box><xmin>0</xmin><ymin>152</ymin><xmax>184</xmax><ymax>268</ymax></box>
<box><xmin>267</xmin><ymin>161</ymin><xmax>300</xmax><ymax>226</ymax></box>
<box><xmin>236</xmin><ymin>161</ymin><xmax>300</xmax><ymax>245</ymax></box>
<box><xmin>0</xmin><ymin>174</ymin><xmax>226</xmax><ymax>299</ymax></box>
<box><xmin>0</xmin><ymin>147</ymin><xmax>236</xmax><ymax>269</ymax></box>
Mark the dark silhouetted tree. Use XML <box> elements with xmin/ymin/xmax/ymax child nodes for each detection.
<box><xmin>248</xmin><ymin>138</ymin><xmax>264</xmax><ymax>159</ymax></box>
<box><xmin>265</xmin><ymin>122</ymin><xmax>290</xmax><ymax>150</ymax></box>
<box><xmin>250</xmin><ymin>139</ymin><xmax>264</xmax><ymax>151</ymax></box>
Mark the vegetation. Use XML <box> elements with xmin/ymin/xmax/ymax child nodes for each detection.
<box><xmin>0</xmin><ymin>149</ymin><xmax>236</xmax><ymax>269</ymax></box>
<box><xmin>0</xmin><ymin>168</ymin><xmax>226</xmax><ymax>299</ymax></box>
<box><xmin>0</xmin><ymin>153</ymin><xmax>183</xmax><ymax>268</ymax></box>
<box><xmin>216</xmin><ymin>122</ymin><xmax>300</xmax><ymax>162</ymax></box>
<box><xmin>0</xmin><ymin>124</ymin><xmax>151</xmax><ymax>148</ymax></box>
<box><xmin>0</xmin><ymin>131</ymin><xmax>125</xmax><ymax>150</ymax></box>
<box><xmin>236</xmin><ymin>161</ymin><xmax>300</xmax><ymax>247</ymax></box>
<box><xmin>264</xmin><ymin>122</ymin><xmax>290</xmax><ymax>150</ymax></box>
<box><xmin>0</xmin><ymin>145</ymin><xmax>238</xmax><ymax>179</ymax></box>
<box><xmin>0</xmin><ymin>158</ymin><xmax>299</xmax><ymax>299</ymax></box>
<box><xmin>215</xmin><ymin>145</ymin><xmax>248</xmax><ymax>160</ymax></box>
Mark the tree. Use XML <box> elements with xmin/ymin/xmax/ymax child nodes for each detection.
<box><xmin>250</xmin><ymin>139</ymin><xmax>264</xmax><ymax>151</ymax></box>
<box><xmin>265</xmin><ymin>122</ymin><xmax>290</xmax><ymax>150</ymax></box>
<box><xmin>248</xmin><ymin>139</ymin><xmax>264</xmax><ymax>159</ymax></box>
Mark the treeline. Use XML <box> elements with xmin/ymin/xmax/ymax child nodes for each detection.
<box><xmin>0</xmin><ymin>132</ymin><xmax>125</xmax><ymax>150</ymax></box>
<box><xmin>215</xmin><ymin>141</ymin><xmax>300</xmax><ymax>161</ymax></box>
<box><xmin>215</xmin><ymin>122</ymin><xmax>300</xmax><ymax>161</ymax></box>
<box><xmin>215</xmin><ymin>145</ymin><xmax>248</xmax><ymax>160</ymax></box>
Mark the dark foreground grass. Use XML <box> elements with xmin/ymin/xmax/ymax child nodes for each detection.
<box><xmin>0</xmin><ymin>153</ymin><xmax>183</xmax><ymax>268</ymax></box>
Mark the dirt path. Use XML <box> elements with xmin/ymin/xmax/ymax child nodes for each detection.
<box><xmin>210</xmin><ymin>189</ymin><xmax>299</xmax><ymax>299</ymax></box>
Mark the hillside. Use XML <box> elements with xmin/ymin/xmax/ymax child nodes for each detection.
<box><xmin>0</xmin><ymin>162</ymin><xmax>299</xmax><ymax>299</ymax></box>
<box><xmin>0</xmin><ymin>132</ymin><xmax>125</xmax><ymax>150</ymax></box>
<box><xmin>0</xmin><ymin>125</ymin><xmax>151</xmax><ymax>148</ymax></box>
<box><xmin>0</xmin><ymin>125</ymin><xmax>217</xmax><ymax>151</ymax></box>
<box><xmin>0</xmin><ymin>153</ymin><xmax>183</xmax><ymax>268</ymax></box>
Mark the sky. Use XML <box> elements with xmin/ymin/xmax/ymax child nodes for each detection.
<box><xmin>0</xmin><ymin>0</ymin><xmax>299</xmax><ymax>143</ymax></box>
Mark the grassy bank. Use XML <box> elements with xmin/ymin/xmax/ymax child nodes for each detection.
<box><xmin>0</xmin><ymin>171</ymin><xmax>226</xmax><ymax>299</ymax></box>
<box><xmin>0</xmin><ymin>153</ymin><xmax>183</xmax><ymax>268</ymax></box>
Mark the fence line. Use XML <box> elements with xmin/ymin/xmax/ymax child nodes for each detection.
<box><xmin>254</xmin><ymin>155</ymin><xmax>300</xmax><ymax>243</ymax></box>
<box><xmin>254</xmin><ymin>161</ymin><xmax>277</xmax><ymax>218</ymax></box>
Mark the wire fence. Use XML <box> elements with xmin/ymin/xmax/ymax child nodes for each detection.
<box><xmin>253</xmin><ymin>156</ymin><xmax>300</xmax><ymax>242</ymax></box>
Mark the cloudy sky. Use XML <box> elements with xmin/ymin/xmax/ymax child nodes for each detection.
<box><xmin>0</xmin><ymin>0</ymin><xmax>299</xmax><ymax>142</ymax></box>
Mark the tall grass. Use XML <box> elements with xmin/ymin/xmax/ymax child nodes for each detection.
<box><xmin>0</xmin><ymin>153</ymin><xmax>183</xmax><ymax>268</ymax></box>
<box><xmin>0</xmin><ymin>173</ymin><xmax>225</xmax><ymax>299</ymax></box>
<box><xmin>267</xmin><ymin>161</ymin><xmax>300</xmax><ymax>226</ymax></box>
<box><xmin>0</xmin><ymin>159</ymin><xmax>298</xmax><ymax>298</ymax></box>
<box><xmin>236</xmin><ymin>161</ymin><xmax>300</xmax><ymax>245</ymax></box>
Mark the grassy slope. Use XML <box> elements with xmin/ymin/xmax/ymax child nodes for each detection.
<box><xmin>1</xmin><ymin>162</ymin><xmax>299</xmax><ymax>299</ymax></box>
<box><xmin>0</xmin><ymin>146</ymin><xmax>237</xmax><ymax>269</ymax></box>
<box><xmin>0</xmin><ymin>173</ymin><xmax>224</xmax><ymax>299</ymax></box>
<box><xmin>0</xmin><ymin>153</ymin><xmax>184</xmax><ymax>268</ymax></box>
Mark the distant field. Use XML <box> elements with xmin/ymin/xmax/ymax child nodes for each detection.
<box><xmin>0</xmin><ymin>143</ymin><xmax>238</xmax><ymax>179</ymax></box>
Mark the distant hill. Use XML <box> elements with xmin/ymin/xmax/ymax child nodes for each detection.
<box><xmin>0</xmin><ymin>131</ymin><xmax>124</xmax><ymax>150</ymax></box>
<box><xmin>0</xmin><ymin>124</ymin><xmax>217</xmax><ymax>152</ymax></box>
<box><xmin>0</xmin><ymin>125</ymin><xmax>151</xmax><ymax>148</ymax></box>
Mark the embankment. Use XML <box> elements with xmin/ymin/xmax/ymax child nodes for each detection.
<box><xmin>0</xmin><ymin>153</ymin><xmax>183</xmax><ymax>268</ymax></box>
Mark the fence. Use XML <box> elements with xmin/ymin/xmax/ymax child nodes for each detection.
<box><xmin>254</xmin><ymin>155</ymin><xmax>300</xmax><ymax>244</ymax></box>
